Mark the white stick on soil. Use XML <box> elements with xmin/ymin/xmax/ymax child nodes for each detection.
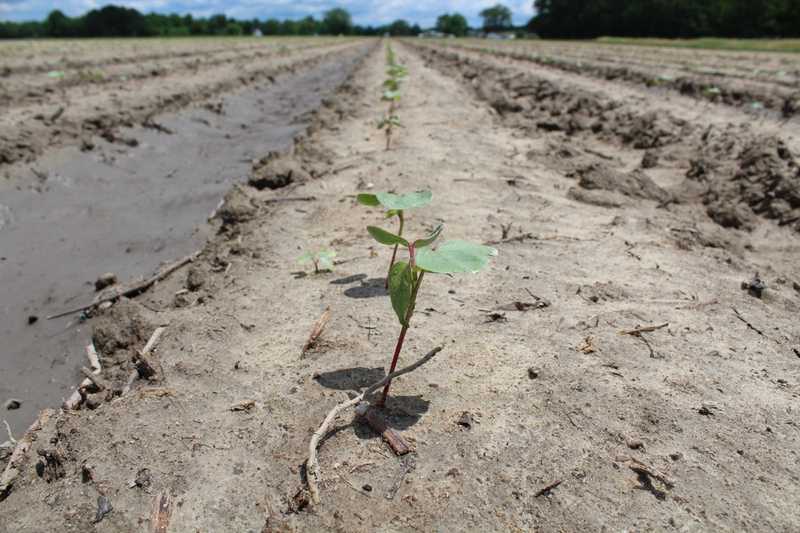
<box><xmin>63</xmin><ymin>344</ymin><xmax>102</xmax><ymax>411</ymax></box>
<box><xmin>305</xmin><ymin>346</ymin><xmax>443</xmax><ymax>505</ymax></box>
<box><xmin>0</xmin><ymin>409</ymin><xmax>53</xmax><ymax>501</ymax></box>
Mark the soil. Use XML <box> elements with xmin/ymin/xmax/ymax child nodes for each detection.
<box><xmin>0</xmin><ymin>41</ymin><xmax>369</xmax><ymax>436</ymax></box>
<box><xmin>1</xmin><ymin>39</ymin><xmax>799</xmax><ymax>532</ymax></box>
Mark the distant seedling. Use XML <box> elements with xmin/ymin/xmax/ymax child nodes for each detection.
<box><xmin>297</xmin><ymin>249</ymin><xmax>336</xmax><ymax>274</ymax></box>
<box><xmin>367</xmin><ymin>223</ymin><xmax>497</xmax><ymax>405</ymax></box>
<box><xmin>357</xmin><ymin>190</ymin><xmax>432</xmax><ymax>287</ymax></box>
<box><xmin>377</xmin><ymin>114</ymin><xmax>402</xmax><ymax>150</ymax></box>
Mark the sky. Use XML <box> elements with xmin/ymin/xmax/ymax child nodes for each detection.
<box><xmin>0</xmin><ymin>1</ymin><xmax>536</xmax><ymax>27</ymax></box>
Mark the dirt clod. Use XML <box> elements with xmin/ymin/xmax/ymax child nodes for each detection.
<box><xmin>741</xmin><ymin>273</ymin><xmax>767</xmax><ymax>298</ymax></box>
<box><xmin>94</xmin><ymin>272</ymin><xmax>117</xmax><ymax>292</ymax></box>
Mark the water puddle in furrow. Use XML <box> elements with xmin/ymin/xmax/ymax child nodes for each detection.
<box><xmin>0</xmin><ymin>46</ymin><xmax>367</xmax><ymax>434</ymax></box>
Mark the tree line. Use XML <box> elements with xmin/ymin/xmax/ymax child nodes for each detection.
<box><xmin>0</xmin><ymin>6</ymin><xmax>419</xmax><ymax>39</ymax></box>
<box><xmin>531</xmin><ymin>0</ymin><xmax>800</xmax><ymax>38</ymax></box>
<box><xmin>0</xmin><ymin>4</ymin><xmax>516</xmax><ymax>40</ymax></box>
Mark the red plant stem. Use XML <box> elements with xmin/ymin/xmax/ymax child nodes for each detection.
<box><xmin>378</xmin><ymin>324</ymin><xmax>408</xmax><ymax>405</ymax></box>
<box><xmin>380</xmin><ymin>269</ymin><xmax>424</xmax><ymax>405</ymax></box>
<box><xmin>384</xmin><ymin>212</ymin><xmax>404</xmax><ymax>289</ymax></box>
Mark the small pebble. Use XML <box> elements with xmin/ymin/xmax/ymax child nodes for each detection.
<box><xmin>27</xmin><ymin>315</ymin><xmax>38</xmax><ymax>325</ymax></box>
<box><xmin>94</xmin><ymin>272</ymin><xmax>117</xmax><ymax>292</ymax></box>
<box><xmin>362</xmin><ymin>484</ymin><xmax>372</xmax><ymax>492</ymax></box>
<box><xmin>527</xmin><ymin>367</ymin><xmax>540</xmax><ymax>379</ymax></box>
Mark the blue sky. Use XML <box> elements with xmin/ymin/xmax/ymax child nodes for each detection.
<box><xmin>0</xmin><ymin>1</ymin><xmax>536</xmax><ymax>27</ymax></box>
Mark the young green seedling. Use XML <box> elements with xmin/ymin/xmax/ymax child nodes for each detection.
<box><xmin>357</xmin><ymin>190</ymin><xmax>432</xmax><ymax>288</ymax></box>
<box><xmin>366</xmin><ymin>223</ymin><xmax>497</xmax><ymax>405</ymax></box>
<box><xmin>297</xmin><ymin>250</ymin><xmax>336</xmax><ymax>274</ymax></box>
<box><xmin>377</xmin><ymin>114</ymin><xmax>402</xmax><ymax>151</ymax></box>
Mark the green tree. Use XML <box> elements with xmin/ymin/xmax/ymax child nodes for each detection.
<box><xmin>323</xmin><ymin>8</ymin><xmax>352</xmax><ymax>35</ymax></box>
<box><xmin>436</xmin><ymin>13</ymin><xmax>469</xmax><ymax>36</ymax></box>
<box><xmin>388</xmin><ymin>19</ymin><xmax>414</xmax><ymax>36</ymax></box>
<box><xmin>480</xmin><ymin>3</ymin><xmax>513</xmax><ymax>32</ymax></box>
<box><xmin>44</xmin><ymin>10</ymin><xmax>72</xmax><ymax>37</ymax></box>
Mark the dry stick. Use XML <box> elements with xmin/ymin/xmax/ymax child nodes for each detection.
<box><xmin>306</xmin><ymin>345</ymin><xmax>444</xmax><ymax>505</ymax></box>
<box><xmin>263</xmin><ymin>196</ymin><xmax>317</xmax><ymax>204</ymax></box>
<box><xmin>0</xmin><ymin>409</ymin><xmax>53</xmax><ymax>501</ymax></box>
<box><xmin>731</xmin><ymin>306</ymin><xmax>765</xmax><ymax>337</ymax></box>
<box><xmin>302</xmin><ymin>307</ymin><xmax>331</xmax><ymax>355</ymax></box>
<box><xmin>47</xmin><ymin>251</ymin><xmax>200</xmax><ymax>320</ymax></box>
<box><xmin>80</xmin><ymin>367</ymin><xmax>109</xmax><ymax>392</ymax></box>
<box><xmin>125</xmin><ymin>326</ymin><xmax>167</xmax><ymax>394</ymax></box>
<box><xmin>619</xmin><ymin>323</ymin><xmax>669</xmax><ymax>336</ymax></box>
<box><xmin>63</xmin><ymin>344</ymin><xmax>102</xmax><ymax>410</ymax></box>
<box><xmin>150</xmin><ymin>490</ymin><xmax>172</xmax><ymax>533</ymax></box>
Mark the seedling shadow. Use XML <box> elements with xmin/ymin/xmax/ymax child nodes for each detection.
<box><xmin>343</xmin><ymin>277</ymin><xmax>387</xmax><ymax>298</ymax></box>
<box><xmin>314</xmin><ymin>366</ymin><xmax>385</xmax><ymax>390</ymax></box>
<box><xmin>354</xmin><ymin>395</ymin><xmax>430</xmax><ymax>438</ymax></box>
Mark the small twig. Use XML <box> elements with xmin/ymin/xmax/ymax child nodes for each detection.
<box><xmin>47</xmin><ymin>252</ymin><xmax>200</xmax><ymax>320</ymax></box>
<box><xmin>80</xmin><ymin>367</ymin><xmax>109</xmax><ymax>391</ymax></box>
<box><xmin>150</xmin><ymin>490</ymin><xmax>172</xmax><ymax>533</ymax></box>
<box><xmin>306</xmin><ymin>346</ymin><xmax>444</xmax><ymax>505</ymax></box>
<box><xmin>627</xmin><ymin>458</ymin><xmax>674</xmax><ymax>489</ymax></box>
<box><xmin>485</xmin><ymin>232</ymin><xmax>534</xmax><ymax>245</ymax></box>
<box><xmin>302</xmin><ymin>307</ymin><xmax>331</xmax><ymax>355</ymax></box>
<box><xmin>619</xmin><ymin>323</ymin><xmax>669</xmax><ymax>336</ymax></box>
<box><xmin>2</xmin><ymin>420</ymin><xmax>15</xmax><ymax>445</ymax></box>
<box><xmin>0</xmin><ymin>409</ymin><xmax>53</xmax><ymax>501</ymax></box>
<box><xmin>731</xmin><ymin>306</ymin><xmax>765</xmax><ymax>337</ymax></box>
<box><xmin>263</xmin><ymin>196</ymin><xmax>317</xmax><ymax>204</ymax></box>
<box><xmin>534</xmin><ymin>479</ymin><xmax>563</xmax><ymax>497</ymax></box>
<box><xmin>63</xmin><ymin>344</ymin><xmax>103</xmax><ymax>410</ymax></box>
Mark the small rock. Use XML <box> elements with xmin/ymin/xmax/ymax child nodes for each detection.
<box><xmin>741</xmin><ymin>273</ymin><xmax>766</xmax><ymax>298</ymax></box>
<box><xmin>186</xmin><ymin>266</ymin><xmax>206</xmax><ymax>292</ymax></box>
<box><xmin>626</xmin><ymin>437</ymin><xmax>644</xmax><ymax>450</ymax></box>
<box><xmin>93</xmin><ymin>495</ymin><xmax>113</xmax><ymax>524</ymax></box>
<box><xmin>698</xmin><ymin>404</ymin><xmax>716</xmax><ymax>416</ymax></box>
<box><xmin>669</xmin><ymin>452</ymin><xmax>683</xmax><ymax>461</ymax></box>
<box><xmin>362</xmin><ymin>484</ymin><xmax>372</xmax><ymax>492</ymax></box>
<box><xmin>27</xmin><ymin>315</ymin><xmax>38</xmax><ymax>325</ymax></box>
<box><xmin>94</xmin><ymin>272</ymin><xmax>117</xmax><ymax>292</ymax></box>
<box><xmin>640</xmin><ymin>150</ymin><xmax>659</xmax><ymax>169</ymax></box>
<box><xmin>457</xmin><ymin>411</ymin><xmax>474</xmax><ymax>429</ymax></box>
<box><xmin>4</xmin><ymin>398</ymin><xmax>21</xmax><ymax>410</ymax></box>
<box><xmin>793</xmin><ymin>281</ymin><xmax>800</xmax><ymax>293</ymax></box>
<box><xmin>527</xmin><ymin>367</ymin><xmax>540</xmax><ymax>379</ymax></box>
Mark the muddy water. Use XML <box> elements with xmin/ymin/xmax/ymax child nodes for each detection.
<box><xmin>0</xmin><ymin>46</ymin><xmax>367</xmax><ymax>434</ymax></box>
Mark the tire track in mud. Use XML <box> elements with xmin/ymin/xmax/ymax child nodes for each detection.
<box><xmin>0</xmin><ymin>40</ymin><xmax>364</xmax><ymax>169</ymax></box>
<box><xmin>411</xmin><ymin>42</ymin><xmax>800</xmax><ymax>235</ymax></box>
<box><xmin>0</xmin><ymin>42</ymin><xmax>374</xmax><ymax>436</ymax></box>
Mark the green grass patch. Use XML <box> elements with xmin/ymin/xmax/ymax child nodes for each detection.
<box><xmin>596</xmin><ymin>37</ymin><xmax>800</xmax><ymax>54</ymax></box>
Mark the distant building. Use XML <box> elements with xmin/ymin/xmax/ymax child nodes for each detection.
<box><xmin>419</xmin><ymin>30</ymin><xmax>446</xmax><ymax>38</ymax></box>
<box><xmin>486</xmin><ymin>32</ymin><xmax>516</xmax><ymax>40</ymax></box>
<box><xmin>252</xmin><ymin>29</ymin><xmax>263</xmax><ymax>37</ymax></box>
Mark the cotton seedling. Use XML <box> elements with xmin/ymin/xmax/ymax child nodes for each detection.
<box><xmin>366</xmin><ymin>223</ymin><xmax>497</xmax><ymax>405</ymax></box>
<box><xmin>357</xmin><ymin>190</ymin><xmax>432</xmax><ymax>287</ymax></box>
<box><xmin>297</xmin><ymin>250</ymin><xmax>336</xmax><ymax>274</ymax></box>
<box><xmin>377</xmin><ymin>114</ymin><xmax>402</xmax><ymax>151</ymax></box>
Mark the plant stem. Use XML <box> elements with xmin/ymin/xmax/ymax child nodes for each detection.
<box><xmin>384</xmin><ymin>212</ymin><xmax>404</xmax><ymax>290</ymax></box>
<box><xmin>379</xmin><ymin>270</ymin><xmax>424</xmax><ymax>405</ymax></box>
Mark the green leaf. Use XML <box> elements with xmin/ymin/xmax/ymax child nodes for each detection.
<box><xmin>385</xmin><ymin>209</ymin><xmax>400</xmax><ymax>219</ymax></box>
<box><xmin>416</xmin><ymin>240</ymin><xmax>498</xmax><ymax>274</ymax></box>
<box><xmin>382</xmin><ymin>90</ymin><xmax>401</xmax><ymax>102</ymax></box>
<box><xmin>317</xmin><ymin>250</ymin><xmax>336</xmax><ymax>271</ymax></box>
<box><xmin>375</xmin><ymin>191</ymin><xmax>432</xmax><ymax>210</ymax></box>
<box><xmin>297</xmin><ymin>252</ymin><xmax>313</xmax><ymax>265</ymax></box>
<box><xmin>357</xmin><ymin>193</ymin><xmax>380</xmax><ymax>207</ymax></box>
<box><xmin>383</xmin><ymin>78</ymin><xmax>399</xmax><ymax>91</ymax></box>
<box><xmin>388</xmin><ymin>261</ymin><xmax>413</xmax><ymax>325</ymax></box>
<box><xmin>367</xmin><ymin>226</ymin><xmax>409</xmax><ymax>247</ymax></box>
<box><xmin>413</xmin><ymin>224</ymin><xmax>444</xmax><ymax>249</ymax></box>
